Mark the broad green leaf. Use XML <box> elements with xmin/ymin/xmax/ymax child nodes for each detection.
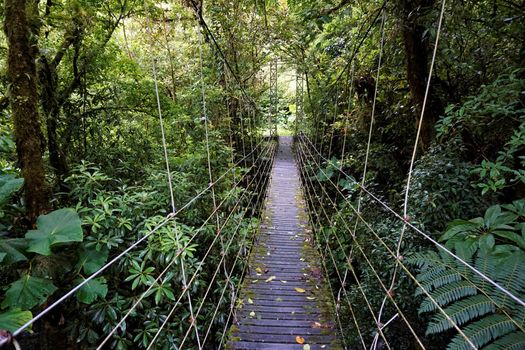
<box><xmin>0</xmin><ymin>135</ymin><xmax>15</xmax><ymax>153</ymax></box>
<box><xmin>0</xmin><ymin>237</ymin><xmax>28</xmax><ymax>264</ymax></box>
<box><xmin>479</xmin><ymin>234</ymin><xmax>495</xmax><ymax>251</ymax></box>
<box><xmin>0</xmin><ymin>175</ymin><xmax>23</xmax><ymax>204</ymax></box>
<box><xmin>0</xmin><ymin>308</ymin><xmax>32</xmax><ymax>332</ymax></box>
<box><xmin>493</xmin><ymin>231</ymin><xmax>525</xmax><ymax>250</ymax></box>
<box><xmin>484</xmin><ymin>205</ymin><xmax>501</xmax><ymax>226</ymax></box>
<box><xmin>75</xmin><ymin>277</ymin><xmax>108</xmax><ymax>304</ymax></box>
<box><xmin>25</xmin><ymin>208</ymin><xmax>83</xmax><ymax>256</ymax></box>
<box><xmin>1</xmin><ymin>275</ymin><xmax>57</xmax><ymax>310</ymax></box>
<box><xmin>440</xmin><ymin>220</ymin><xmax>478</xmax><ymax>241</ymax></box>
<box><xmin>77</xmin><ymin>245</ymin><xmax>109</xmax><ymax>275</ymax></box>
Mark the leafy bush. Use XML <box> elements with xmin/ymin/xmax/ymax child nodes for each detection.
<box><xmin>409</xmin><ymin>201</ymin><xmax>525</xmax><ymax>349</ymax></box>
<box><xmin>436</xmin><ymin>70</ymin><xmax>525</xmax><ymax>197</ymax></box>
<box><xmin>406</xmin><ymin>139</ymin><xmax>491</xmax><ymax>234</ymax></box>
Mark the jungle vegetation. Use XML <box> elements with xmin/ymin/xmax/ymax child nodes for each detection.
<box><xmin>0</xmin><ymin>0</ymin><xmax>524</xmax><ymax>349</ymax></box>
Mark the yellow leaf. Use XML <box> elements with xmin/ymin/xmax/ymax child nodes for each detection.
<box><xmin>295</xmin><ymin>288</ymin><xmax>306</xmax><ymax>293</ymax></box>
<box><xmin>248</xmin><ymin>298</ymin><xmax>254</xmax><ymax>304</ymax></box>
<box><xmin>265</xmin><ymin>276</ymin><xmax>276</xmax><ymax>283</ymax></box>
<box><xmin>280</xmin><ymin>280</ymin><xmax>287</xmax><ymax>283</ymax></box>
<box><xmin>306</xmin><ymin>297</ymin><xmax>315</xmax><ymax>300</ymax></box>
<box><xmin>249</xmin><ymin>311</ymin><xmax>255</xmax><ymax>317</ymax></box>
<box><xmin>304</xmin><ymin>345</ymin><xmax>311</xmax><ymax>350</ymax></box>
<box><xmin>255</xmin><ymin>267</ymin><xmax>263</xmax><ymax>274</ymax></box>
<box><xmin>295</xmin><ymin>336</ymin><xmax>305</xmax><ymax>344</ymax></box>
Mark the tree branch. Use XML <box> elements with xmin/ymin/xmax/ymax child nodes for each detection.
<box><xmin>318</xmin><ymin>0</ymin><xmax>351</xmax><ymax>17</ymax></box>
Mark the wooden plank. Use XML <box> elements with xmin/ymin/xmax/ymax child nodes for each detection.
<box><xmin>228</xmin><ymin>342</ymin><xmax>331</xmax><ymax>350</ymax></box>
<box><xmin>236</xmin><ymin>325</ymin><xmax>328</xmax><ymax>335</ymax></box>
<box><xmin>236</xmin><ymin>332</ymin><xmax>335</xmax><ymax>343</ymax></box>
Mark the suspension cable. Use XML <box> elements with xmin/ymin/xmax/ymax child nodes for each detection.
<box><xmin>297</xmin><ymin>135</ymin><xmax>479</xmax><ymax>349</ymax></box>
<box><xmin>301</xmin><ymin>132</ymin><xmax>525</xmax><ymax>309</ymax></box>
<box><xmin>216</xmin><ymin>168</ymin><xmax>274</xmax><ymax>348</ymax></box>
<box><xmin>179</xmin><ymin>144</ymin><xmax>276</xmax><ymax>348</ymax></box>
<box><xmin>96</xmin><ymin>141</ymin><xmax>274</xmax><ymax>349</ymax></box>
<box><xmin>296</xmin><ymin>141</ymin><xmax>392</xmax><ymax>349</ymax></box>
<box><xmin>145</xmin><ymin>142</ymin><xmax>276</xmax><ymax>349</ymax></box>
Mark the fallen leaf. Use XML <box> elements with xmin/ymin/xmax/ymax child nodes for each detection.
<box><xmin>255</xmin><ymin>267</ymin><xmax>263</xmax><ymax>274</ymax></box>
<box><xmin>311</xmin><ymin>322</ymin><xmax>322</xmax><ymax>328</ymax></box>
<box><xmin>276</xmin><ymin>297</ymin><xmax>283</xmax><ymax>302</ymax></box>
<box><xmin>295</xmin><ymin>288</ymin><xmax>306</xmax><ymax>293</ymax></box>
<box><xmin>280</xmin><ymin>280</ymin><xmax>287</xmax><ymax>283</ymax></box>
<box><xmin>249</xmin><ymin>311</ymin><xmax>255</xmax><ymax>317</ymax></box>
<box><xmin>247</xmin><ymin>298</ymin><xmax>254</xmax><ymax>304</ymax></box>
<box><xmin>252</xmin><ymin>279</ymin><xmax>258</xmax><ymax>284</ymax></box>
<box><xmin>304</xmin><ymin>345</ymin><xmax>311</xmax><ymax>350</ymax></box>
<box><xmin>265</xmin><ymin>276</ymin><xmax>276</xmax><ymax>283</ymax></box>
<box><xmin>306</xmin><ymin>297</ymin><xmax>316</xmax><ymax>300</ymax></box>
<box><xmin>296</xmin><ymin>336</ymin><xmax>305</xmax><ymax>344</ymax></box>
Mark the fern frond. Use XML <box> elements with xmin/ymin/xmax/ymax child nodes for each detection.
<box><xmin>487</xmin><ymin>331</ymin><xmax>525</xmax><ymax>349</ymax></box>
<box><xmin>406</xmin><ymin>251</ymin><xmax>439</xmax><ymax>268</ymax></box>
<box><xmin>447</xmin><ymin>314</ymin><xmax>516</xmax><ymax>350</ymax></box>
<box><xmin>419</xmin><ymin>280</ymin><xmax>477</xmax><ymax>314</ymax></box>
<box><xmin>492</xmin><ymin>252</ymin><xmax>525</xmax><ymax>308</ymax></box>
<box><xmin>418</xmin><ymin>269</ymin><xmax>463</xmax><ymax>295</ymax></box>
<box><xmin>416</xmin><ymin>265</ymin><xmax>447</xmax><ymax>285</ymax></box>
<box><xmin>427</xmin><ymin>295</ymin><xmax>495</xmax><ymax>335</ymax></box>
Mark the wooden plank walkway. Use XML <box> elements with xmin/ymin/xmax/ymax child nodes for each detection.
<box><xmin>227</xmin><ymin>137</ymin><xmax>341</xmax><ymax>350</ymax></box>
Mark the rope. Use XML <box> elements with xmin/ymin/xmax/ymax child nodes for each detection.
<box><xmin>375</xmin><ymin>0</ymin><xmax>448</xmax><ymax>335</ymax></box>
<box><xmin>297</xmin><ymin>134</ymin><xmax>479</xmax><ymax>349</ymax></box>
<box><xmin>301</xmin><ymin>132</ymin><xmax>525</xmax><ymax>310</ymax></box>
<box><xmin>180</xmin><ymin>143</ymin><xmax>276</xmax><ymax>348</ymax></box>
<box><xmin>294</xmin><ymin>146</ymin><xmax>351</xmax><ymax>349</ymax></box>
<box><xmin>197</xmin><ymin>25</ymin><xmax>230</xmax><ymax>348</ymax></box>
<box><xmin>216</xmin><ymin>145</ymin><xmax>276</xmax><ymax>348</ymax></box>
<box><xmin>145</xmin><ymin>143</ymin><xmax>276</xmax><ymax>349</ymax></box>
<box><xmin>3</xmin><ymin>137</ymin><xmax>267</xmax><ymax>347</ymax></box>
<box><xmin>144</xmin><ymin>0</ymin><xmax>176</xmax><ymax>214</ymax></box>
<box><xmin>96</xmin><ymin>142</ymin><xmax>274</xmax><ymax>349</ymax></box>
<box><xmin>296</xmin><ymin>139</ymin><xmax>394</xmax><ymax>349</ymax></box>
<box><xmin>203</xmin><ymin>146</ymin><xmax>275</xmax><ymax>347</ymax></box>
<box><xmin>144</xmin><ymin>3</ymin><xmax>201</xmax><ymax>346</ymax></box>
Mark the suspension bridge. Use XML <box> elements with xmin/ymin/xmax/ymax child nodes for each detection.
<box><xmin>227</xmin><ymin>137</ymin><xmax>341</xmax><ymax>349</ymax></box>
<box><xmin>2</xmin><ymin>0</ymin><xmax>525</xmax><ymax>349</ymax></box>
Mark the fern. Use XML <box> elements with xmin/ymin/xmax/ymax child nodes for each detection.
<box><xmin>410</xmin><ymin>249</ymin><xmax>525</xmax><ymax>348</ymax></box>
<box><xmin>426</xmin><ymin>295</ymin><xmax>495</xmax><ymax>334</ymax></box>
<box><xmin>448</xmin><ymin>315</ymin><xmax>516</xmax><ymax>350</ymax></box>
<box><xmin>417</xmin><ymin>269</ymin><xmax>464</xmax><ymax>295</ymax></box>
<box><xmin>418</xmin><ymin>280</ymin><xmax>477</xmax><ymax>313</ymax></box>
<box><xmin>488</xmin><ymin>331</ymin><xmax>525</xmax><ymax>349</ymax></box>
<box><xmin>492</xmin><ymin>253</ymin><xmax>525</xmax><ymax>309</ymax></box>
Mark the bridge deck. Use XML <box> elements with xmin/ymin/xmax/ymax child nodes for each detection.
<box><xmin>228</xmin><ymin>137</ymin><xmax>341</xmax><ymax>350</ymax></box>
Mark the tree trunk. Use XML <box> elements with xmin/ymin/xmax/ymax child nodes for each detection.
<box><xmin>400</xmin><ymin>0</ymin><xmax>443</xmax><ymax>149</ymax></box>
<box><xmin>4</xmin><ymin>0</ymin><xmax>49</xmax><ymax>221</ymax></box>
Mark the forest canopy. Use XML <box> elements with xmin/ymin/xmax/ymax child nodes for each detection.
<box><xmin>0</xmin><ymin>0</ymin><xmax>524</xmax><ymax>349</ymax></box>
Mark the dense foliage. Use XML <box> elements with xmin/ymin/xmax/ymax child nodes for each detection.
<box><xmin>1</xmin><ymin>0</ymin><xmax>524</xmax><ymax>349</ymax></box>
<box><xmin>290</xmin><ymin>0</ymin><xmax>525</xmax><ymax>349</ymax></box>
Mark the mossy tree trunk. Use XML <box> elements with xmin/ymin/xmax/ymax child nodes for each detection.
<box><xmin>399</xmin><ymin>0</ymin><xmax>444</xmax><ymax>149</ymax></box>
<box><xmin>4</xmin><ymin>0</ymin><xmax>49</xmax><ymax>221</ymax></box>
